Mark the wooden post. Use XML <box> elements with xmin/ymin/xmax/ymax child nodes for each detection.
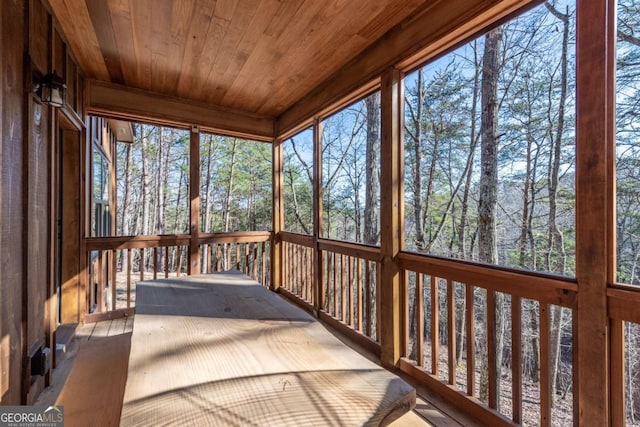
<box><xmin>379</xmin><ymin>67</ymin><xmax>403</xmax><ymax>367</ymax></box>
<box><xmin>188</xmin><ymin>127</ymin><xmax>200</xmax><ymax>275</ymax></box>
<box><xmin>313</xmin><ymin>118</ymin><xmax>323</xmax><ymax>315</ymax></box>
<box><xmin>271</xmin><ymin>136</ymin><xmax>284</xmax><ymax>291</ymax></box>
<box><xmin>575</xmin><ymin>0</ymin><xmax>613</xmax><ymax>424</ymax></box>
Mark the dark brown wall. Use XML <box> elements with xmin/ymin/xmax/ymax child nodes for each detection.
<box><xmin>1</xmin><ymin>0</ymin><xmax>85</xmax><ymax>405</ymax></box>
<box><xmin>0</xmin><ymin>0</ymin><xmax>26</xmax><ymax>405</ymax></box>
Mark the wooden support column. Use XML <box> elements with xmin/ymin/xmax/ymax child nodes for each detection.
<box><xmin>575</xmin><ymin>0</ymin><xmax>613</xmax><ymax>425</ymax></box>
<box><xmin>188</xmin><ymin>127</ymin><xmax>200</xmax><ymax>275</ymax></box>
<box><xmin>271</xmin><ymin>137</ymin><xmax>284</xmax><ymax>291</ymax></box>
<box><xmin>313</xmin><ymin>118</ymin><xmax>323</xmax><ymax>315</ymax></box>
<box><xmin>379</xmin><ymin>67</ymin><xmax>404</xmax><ymax>367</ymax></box>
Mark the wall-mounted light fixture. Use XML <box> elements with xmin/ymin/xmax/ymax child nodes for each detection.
<box><xmin>33</xmin><ymin>71</ymin><xmax>66</xmax><ymax>108</ymax></box>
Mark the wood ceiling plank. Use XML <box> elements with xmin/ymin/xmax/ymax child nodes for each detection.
<box><xmin>220</xmin><ymin>0</ymin><xmax>294</xmax><ymax>109</ymax></box>
<box><xmin>107</xmin><ymin>0</ymin><xmax>136</xmax><ymax>87</ymax></box>
<box><xmin>176</xmin><ymin>0</ymin><xmax>229</xmax><ymax>98</ymax></box>
<box><xmin>200</xmin><ymin>0</ymin><xmax>262</xmax><ymax>104</ymax></box>
<box><xmin>163</xmin><ymin>0</ymin><xmax>195</xmax><ymax>92</ymax></box>
<box><xmin>277</xmin><ymin>0</ymin><xmax>532</xmax><ymax>134</ymax></box>
<box><xmin>149</xmin><ymin>2</ymin><xmax>173</xmax><ymax>91</ymax></box>
<box><xmin>85</xmin><ymin>0</ymin><xmax>125</xmax><ymax>84</ymax></box>
<box><xmin>130</xmin><ymin>0</ymin><xmax>153</xmax><ymax>90</ymax></box>
<box><xmin>47</xmin><ymin>0</ymin><xmax>109</xmax><ymax>80</ymax></box>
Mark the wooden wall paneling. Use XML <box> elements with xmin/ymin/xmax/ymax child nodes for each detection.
<box><xmin>188</xmin><ymin>129</ymin><xmax>200</xmax><ymax>275</ymax></box>
<box><xmin>575</xmin><ymin>0</ymin><xmax>612</xmax><ymax>424</ymax></box>
<box><xmin>379</xmin><ymin>67</ymin><xmax>403</xmax><ymax>367</ymax></box>
<box><xmin>26</xmin><ymin>94</ymin><xmax>50</xmax><ymax>402</ymax></box>
<box><xmin>272</xmin><ymin>136</ymin><xmax>283</xmax><ymax>291</ymax></box>
<box><xmin>59</xmin><ymin>127</ymin><xmax>81</xmax><ymax>324</ymax></box>
<box><xmin>0</xmin><ymin>0</ymin><xmax>26</xmax><ymax>405</ymax></box>
<box><xmin>29</xmin><ymin>0</ymin><xmax>49</xmax><ymax>74</ymax></box>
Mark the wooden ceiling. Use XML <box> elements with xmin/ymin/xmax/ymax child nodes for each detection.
<box><xmin>48</xmin><ymin>0</ymin><xmax>428</xmax><ymax>118</ymax></box>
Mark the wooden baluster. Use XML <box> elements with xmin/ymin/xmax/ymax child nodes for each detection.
<box><xmin>153</xmin><ymin>247</ymin><xmax>158</xmax><ymax>280</ymax></box>
<box><xmin>97</xmin><ymin>250</ymin><xmax>103</xmax><ymax>312</ymax></box>
<box><xmin>376</xmin><ymin>263</ymin><xmax>382</xmax><ymax>341</ymax></box>
<box><xmin>431</xmin><ymin>276</ymin><xmax>439</xmax><ymax>376</ymax></box>
<box><xmin>286</xmin><ymin>243</ymin><xmax>290</xmax><ymax>290</ymax></box>
<box><xmin>611</xmin><ymin>318</ymin><xmax>625</xmax><ymax>427</ymax></box>
<box><xmin>487</xmin><ymin>290</ymin><xmax>497</xmax><ymax>409</ymax></box>
<box><xmin>402</xmin><ymin>271</ymin><xmax>409</xmax><ymax>356</ymax></box>
<box><xmin>127</xmin><ymin>248</ymin><xmax>132</xmax><ymax>308</ymax></box>
<box><xmin>365</xmin><ymin>260</ymin><xmax>372</xmax><ymax>338</ymax></box>
<box><xmin>357</xmin><ymin>258</ymin><xmax>363</xmax><ymax>333</ymax></box>
<box><xmin>447</xmin><ymin>279</ymin><xmax>456</xmax><ymax>385</ymax></box>
<box><xmin>302</xmin><ymin>246</ymin><xmax>307</xmax><ymax>300</ymax></box>
<box><xmin>165</xmin><ymin>246</ymin><xmax>169</xmax><ymax>278</ymax></box>
<box><xmin>540</xmin><ymin>303</ymin><xmax>551</xmax><ymax>427</ymax></box>
<box><xmin>261</xmin><ymin>242</ymin><xmax>266</xmax><ymax>286</ymax></box>
<box><xmin>348</xmin><ymin>256</ymin><xmax>353</xmax><ymax>327</ymax></box>
<box><xmin>512</xmin><ymin>295</ymin><xmax>522</xmax><ymax>424</ymax></box>
<box><xmin>415</xmin><ymin>273</ymin><xmax>424</xmax><ymax>367</ymax></box>
<box><xmin>217</xmin><ymin>244</ymin><xmax>222</xmax><ymax>272</ymax></box>
<box><xmin>325</xmin><ymin>252</ymin><xmax>331</xmax><ymax>312</ymax></box>
<box><xmin>140</xmin><ymin>248</ymin><xmax>144</xmax><ymax>282</ymax></box>
<box><xmin>341</xmin><ymin>255</ymin><xmax>347</xmax><ymax>322</ymax></box>
<box><xmin>296</xmin><ymin>245</ymin><xmax>300</xmax><ymax>296</ymax></box>
<box><xmin>331</xmin><ymin>252</ymin><xmax>338</xmax><ymax>318</ymax></box>
<box><xmin>206</xmin><ymin>245</ymin><xmax>213</xmax><ymax>273</ymax></box>
<box><xmin>176</xmin><ymin>246</ymin><xmax>182</xmax><ymax>277</ymax></box>
<box><xmin>236</xmin><ymin>243</ymin><xmax>240</xmax><ymax>270</ymax></box>
<box><xmin>466</xmin><ymin>284</ymin><xmax>475</xmax><ymax>396</ymax></box>
<box><xmin>112</xmin><ymin>250</ymin><xmax>117</xmax><ymax>311</ymax></box>
<box><xmin>253</xmin><ymin>243</ymin><xmax>258</xmax><ymax>281</ymax></box>
<box><xmin>245</xmin><ymin>243</ymin><xmax>250</xmax><ymax>275</ymax></box>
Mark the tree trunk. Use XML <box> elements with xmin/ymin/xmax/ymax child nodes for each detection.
<box><xmin>412</xmin><ymin>70</ymin><xmax>426</xmax><ymax>250</ymax></box>
<box><xmin>364</xmin><ymin>93</ymin><xmax>380</xmax><ymax>245</ymax></box>
<box><xmin>477</xmin><ymin>27</ymin><xmax>503</xmax><ymax>406</ymax></box>
<box><xmin>222</xmin><ymin>139</ymin><xmax>238</xmax><ymax>269</ymax></box>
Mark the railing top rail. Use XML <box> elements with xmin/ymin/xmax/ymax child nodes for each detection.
<box><xmin>199</xmin><ymin>230</ymin><xmax>272</xmax><ymax>244</ymax></box>
<box><xmin>398</xmin><ymin>251</ymin><xmax>577</xmax><ymax>308</ymax></box>
<box><xmin>280</xmin><ymin>231</ymin><xmax>314</xmax><ymax>247</ymax></box>
<box><xmin>84</xmin><ymin>234</ymin><xmax>191</xmax><ymax>250</ymax></box>
<box><xmin>318</xmin><ymin>238</ymin><xmax>381</xmax><ymax>262</ymax></box>
<box><xmin>84</xmin><ymin>231</ymin><xmax>273</xmax><ymax>250</ymax></box>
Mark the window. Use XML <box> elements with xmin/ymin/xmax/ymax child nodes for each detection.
<box><xmin>403</xmin><ymin>1</ymin><xmax>576</xmax><ymax>276</ymax></box>
<box><xmin>321</xmin><ymin>92</ymin><xmax>381</xmax><ymax>245</ymax></box>
<box><xmin>92</xmin><ymin>145</ymin><xmax>110</xmax><ymax>237</ymax></box>
<box><xmin>200</xmin><ymin>134</ymin><xmax>272</xmax><ymax>232</ymax></box>
<box><xmin>283</xmin><ymin>127</ymin><xmax>313</xmax><ymax>235</ymax></box>
<box><xmin>616</xmin><ymin>0</ymin><xmax>640</xmax><ymax>286</ymax></box>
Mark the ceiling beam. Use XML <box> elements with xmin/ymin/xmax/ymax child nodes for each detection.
<box><xmin>276</xmin><ymin>0</ymin><xmax>535</xmax><ymax>136</ymax></box>
<box><xmin>86</xmin><ymin>80</ymin><xmax>275</xmax><ymax>141</ymax></box>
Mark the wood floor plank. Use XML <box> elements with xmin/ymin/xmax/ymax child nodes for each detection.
<box><xmin>121</xmin><ymin>271</ymin><xmax>415</xmax><ymax>426</ymax></box>
<box><xmin>56</xmin><ymin>334</ymin><xmax>131</xmax><ymax>427</ymax></box>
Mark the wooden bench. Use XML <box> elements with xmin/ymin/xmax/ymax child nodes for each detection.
<box><xmin>120</xmin><ymin>271</ymin><xmax>415</xmax><ymax>426</ymax></box>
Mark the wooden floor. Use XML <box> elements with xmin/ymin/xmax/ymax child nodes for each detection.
<box><xmin>36</xmin><ymin>273</ymin><xmax>480</xmax><ymax>427</ymax></box>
